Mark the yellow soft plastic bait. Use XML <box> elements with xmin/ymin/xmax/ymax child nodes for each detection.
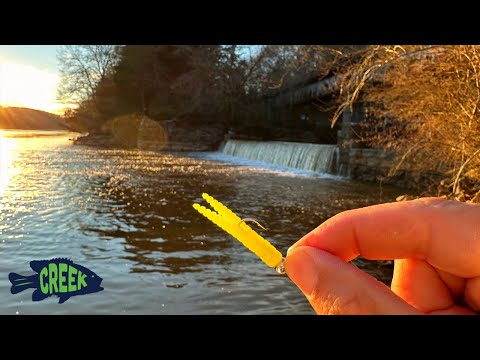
<box><xmin>193</xmin><ymin>193</ymin><xmax>285</xmax><ymax>274</ymax></box>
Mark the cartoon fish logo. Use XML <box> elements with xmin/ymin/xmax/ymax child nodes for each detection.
<box><xmin>8</xmin><ymin>258</ymin><xmax>104</xmax><ymax>304</ymax></box>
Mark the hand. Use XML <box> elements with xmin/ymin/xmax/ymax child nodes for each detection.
<box><xmin>285</xmin><ymin>197</ymin><xmax>480</xmax><ymax>315</ymax></box>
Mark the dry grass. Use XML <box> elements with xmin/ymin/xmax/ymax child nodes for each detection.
<box><xmin>326</xmin><ymin>45</ymin><xmax>480</xmax><ymax>203</ymax></box>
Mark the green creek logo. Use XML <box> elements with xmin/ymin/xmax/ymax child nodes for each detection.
<box><xmin>8</xmin><ymin>258</ymin><xmax>104</xmax><ymax>304</ymax></box>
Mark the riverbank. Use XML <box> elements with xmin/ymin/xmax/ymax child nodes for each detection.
<box><xmin>72</xmin><ymin>133</ymin><xmax>121</xmax><ymax>147</ymax></box>
<box><xmin>72</xmin><ymin>118</ymin><xmax>225</xmax><ymax>152</ymax></box>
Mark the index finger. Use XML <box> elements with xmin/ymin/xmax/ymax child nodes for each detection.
<box><xmin>290</xmin><ymin>197</ymin><xmax>480</xmax><ymax>277</ymax></box>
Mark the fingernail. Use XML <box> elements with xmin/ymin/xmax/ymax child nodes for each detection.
<box><xmin>286</xmin><ymin>246</ymin><xmax>294</xmax><ymax>255</ymax></box>
<box><xmin>285</xmin><ymin>247</ymin><xmax>320</xmax><ymax>296</ymax></box>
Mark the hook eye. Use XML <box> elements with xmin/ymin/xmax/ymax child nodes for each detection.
<box><xmin>275</xmin><ymin>259</ymin><xmax>286</xmax><ymax>275</ymax></box>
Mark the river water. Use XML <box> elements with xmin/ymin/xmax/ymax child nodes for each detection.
<box><xmin>0</xmin><ymin>130</ymin><xmax>407</xmax><ymax>314</ymax></box>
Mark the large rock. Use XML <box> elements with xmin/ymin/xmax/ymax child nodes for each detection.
<box><xmin>160</xmin><ymin>119</ymin><xmax>225</xmax><ymax>152</ymax></box>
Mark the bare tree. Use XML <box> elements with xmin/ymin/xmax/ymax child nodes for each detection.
<box><xmin>326</xmin><ymin>45</ymin><xmax>480</xmax><ymax>201</ymax></box>
<box><xmin>170</xmin><ymin>45</ymin><xmax>266</xmax><ymax>118</ymax></box>
<box><xmin>57</xmin><ymin>45</ymin><xmax>121</xmax><ymax>105</ymax></box>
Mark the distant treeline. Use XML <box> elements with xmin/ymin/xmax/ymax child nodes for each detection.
<box><xmin>0</xmin><ymin>107</ymin><xmax>67</xmax><ymax>130</ymax></box>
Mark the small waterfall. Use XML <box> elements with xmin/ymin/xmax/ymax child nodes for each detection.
<box><xmin>221</xmin><ymin>140</ymin><xmax>339</xmax><ymax>174</ymax></box>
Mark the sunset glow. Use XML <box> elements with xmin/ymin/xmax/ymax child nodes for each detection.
<box><xmin>0</xmin><ymin>62</ymin><xmax>71</xmax><ymax>115</ymax></box>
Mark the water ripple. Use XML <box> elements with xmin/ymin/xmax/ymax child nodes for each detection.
<box><xmin>0</xmin><ymin>131</ymin><xmax>404</xmax><ymax>314</ymax></box>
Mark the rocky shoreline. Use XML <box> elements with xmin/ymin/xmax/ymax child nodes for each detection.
<box><xmin>72</xmin><ymin>133</ymin><xmax>122</xmax><ymax>147</ymax></box>
<box><xmin>72</xmin><ymin>118</ymin><xmax>225</xmax><ymax>152</ymax></box>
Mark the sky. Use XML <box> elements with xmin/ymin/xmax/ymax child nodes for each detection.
<box><xmin>0</xmin><ymin>45</ymin><xmax>68</xmax><ymax>114</ymax></box>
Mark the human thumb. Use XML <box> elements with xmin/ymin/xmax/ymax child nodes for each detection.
<box><xmin>285</xmin><ymin>246</ymin><xmax>420</xmax><ymax>315</ymax></box>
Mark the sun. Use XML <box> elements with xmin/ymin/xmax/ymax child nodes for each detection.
<box><xmin>0</xmin><ymin>62</ymin><xmax>67</xmax><ymax>114</ymax></box>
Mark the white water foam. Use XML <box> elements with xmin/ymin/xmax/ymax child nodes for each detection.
<box><xmin>188</xmin><ymin>151</ymin><xmax>346</xmax><ymax>180</ymax></box>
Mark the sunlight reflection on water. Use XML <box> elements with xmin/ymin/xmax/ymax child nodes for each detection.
<box><xmin>0</xmin><ymin>132</ymin><xmax>15</xmax><ymax>195</ymax></box>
